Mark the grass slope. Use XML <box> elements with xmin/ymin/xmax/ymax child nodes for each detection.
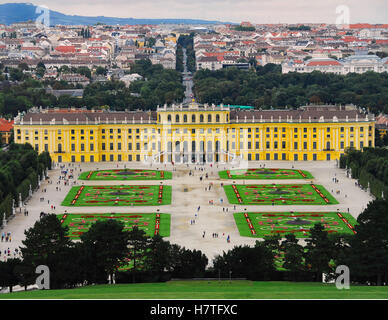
<box><xmin>2</xmin><ymin>281</ymin><xmax>388</xmax><ymax>299</ymax></box>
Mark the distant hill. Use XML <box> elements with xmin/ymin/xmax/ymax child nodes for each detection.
<box><xmin>0</xmin><ymin>3</ymin><xmax>228</xmax><ymax>26</ymax></box>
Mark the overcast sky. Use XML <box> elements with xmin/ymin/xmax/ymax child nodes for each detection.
<box><xmin>2</xmin><ymin>0</ymin><xmax>388</xmax><ymax>23</ymax></box>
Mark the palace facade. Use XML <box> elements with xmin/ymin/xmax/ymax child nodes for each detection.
<box><xmin>13</xmin><ymin>103</ymin><xmax>375</xmax><ymax>163</ymax></box>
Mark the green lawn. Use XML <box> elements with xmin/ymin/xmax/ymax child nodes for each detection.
<box><xmin>219</xmin><ymin>168</ymin><xmax>314</xmax><ymax>180</ymax></box>
<box><xmin>79</xmin><ymin>169</ymin><xmax>172</xmax><ymax>180</ymax></box>
<box><xmin>234</xmin><ymin>212</ymin><xmax>357</xmax><ymax>238</ymax></box>
<box><xmin>61</xmin><ymin>185</ymin><xmax>172</xmax><ymax>206</ymax></box>
<box><xmin>224</xmin><ymin>184</ymin><xmax>338</xmax><ymax>205</ymax></box>
<box><xmin>2</xmin><ymin>280</ymin><xmax>388</xmax><ymax>299</ymax></box>
<box><xmin>59</xmin><ymin>212</ymin><xmax>171</xmax><ymax>239</ymax></box>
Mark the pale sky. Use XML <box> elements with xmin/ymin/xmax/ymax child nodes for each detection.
<box><xmin>1</xmin><ymin>0</ymin><xmax>388</xmax><ymax>24</ymax></box>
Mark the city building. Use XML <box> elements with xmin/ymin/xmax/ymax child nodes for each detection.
<box><xmin>282</xmin><ymin>55</ymin><xmax>388</xmax><ymax>74</ymax></box>
<box><xmin>375</xmin><ymin>114</ymin><xmax>388</xmax><ymax>138</ymax></box>
<box><xmin>0</xmin><ymin>118</ymin><xmax>14</xmax><ymax>145</ymax></box>
<box><xmin>13</xmin><ymin>103</ymin><xmax>375</xmax><ymax>163</ymax></box>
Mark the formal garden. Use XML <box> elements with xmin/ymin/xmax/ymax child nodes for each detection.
<box><xmin>61</xmin><ymin>185</ymin><xmax>172</xmax><ymax>206</ymax></box>
<box><xmin>224</xmin><ymin>184</ymin><xmax>338</xmax><ymax>205</ymax></box>
<box><xmin>234</xmin><ymin>212</ymin><xmax>357</xmax><ymax>238</ymax></box>
<box><xmin>79</xmin><ymin>169</ymin><xmax>172</xmax><ymax>180</ymax></box>
<box><xmin>219</xmin><ymin>168</ymin><xmax>313</xmax><ymax>180</ymax></box>
<box><xmin>58</xmin><ymin>212</ymin><xmax>171</xmax><ymax>239</ymax></box>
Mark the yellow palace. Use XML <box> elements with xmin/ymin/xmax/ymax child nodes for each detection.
<box><xmin>13</xmin><ymin>103</ymin><xmax>375</xmax><ymax>163</ymax></box>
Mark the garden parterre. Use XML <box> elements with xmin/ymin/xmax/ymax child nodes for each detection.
<box><xmin>59</xmin><ymin>212</ymin><xmax>171</xmax><ymax>239</ymax></box>
<box><xmin>224</xmin><ymin>184</ymin><xmax>338</xmax><ymax>205</ymax></box>
<box><xmin>219</xmin><ymin>168</ymin><xmax>314</xmax><ymax>180</ymax></box>
<box><xmin>79</xmin><ymin>169</ymin><xmax>172</xmax><ymax>181</ymax></box>
<box><xmin>61</xmin><ymin>185</ymin><xmax>172</xmax><ymax>206</ymax></box>
<box><xmin>234</xmin><ymin>212</ymin><xmax>357</xmax><ymax>238</ymax></box>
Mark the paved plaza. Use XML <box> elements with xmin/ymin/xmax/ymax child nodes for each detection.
<box><xmin>0</xmin><ymin>160</ymin><xmax>374</xmax><ymax>264</ymax></box>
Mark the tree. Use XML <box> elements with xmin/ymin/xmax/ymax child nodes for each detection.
<box><xmin>127</xmin><ymin>226</ymin><xmax>150</xmax><ymax>279</ymax></box>
<box><xmin>280</xmin><ymin>233</ymin><xmax>305</xmax><ymax>280</ymax></box>
<box><xmin>304</xmin><ymin>223</ymin><xmax>335</xmax><ymax>281</ymax></box>
<box><xmin>212</xmin><ymin>242</ymin><xmax>274</xmax><ymax>280</ymax></box>
<box><xmin>18</xmin><ymin>63</ymin><xmax>29</xmax><ymax>71</ymax></box>
<box><xmin>0</xmin><ymin>258</ymin><xmax>22</xmax><ymax>292</ymax></box>
<box><xmin>171</xmin><ymin>247</ymin><xmax>208</xmax><ymax>278</ymax></box>
<box><xmin>95</xmin><ymin>66</ymin><xmax>107</xmax><ymax>76</ymax></box>
<box><xmin>146</xmin><ymin>235</ymin><xmax>172</xmax><ymax>276</ymax></box>
<box><xmin>20</xmin><ymin>214</ymin><xmax>75</xmax><ymax>289</ymax></box>
<box><xmin>344</xmin><ymin>199</ymin><xmax>388</xmax><ymax>285</ymax></box>
<box><xmin>80</xmin><ymin>219</ymin><xmax>130</xmax><ymax>284</ymax></box>
<box><xmin>13</xmin><ymin>262</ymin><xmax>36</xmax><ymax>291</ymax></box>
<box><xmin>37</xmin><ymin>61</ymin><xmax>46</xmax><ymax>70</ymax></box>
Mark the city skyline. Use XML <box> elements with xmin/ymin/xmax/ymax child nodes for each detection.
<box><xmin>0</xmin><ymin>0</ymin><xmax>387</xmax><ymax>24</ymax></box>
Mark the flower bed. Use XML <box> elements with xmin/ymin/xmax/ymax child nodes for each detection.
<box><xmin>219</xmin><ymin>168</ymin><xmax>314</xmax><ymax>180</ymax></box>
<box><xmin>79</xmin><ymin>169</ymin><xmax>172</xmax><ymax>180</ymax></box>
<box><xmin>62</xmin><ymin>185</ymin><xmax>172</xmax><ymax>206</ymax></box>
<box><xmin>224</xmin><ymin>184</ymin><xmax>338</xmax><ymax>205</ymax></box>
<box><xmin>234</xmin><ymin>212</ymin><xmax>358</xmax><ymax>238</ymax></box>
<box><xmin>58</xmin><ymin>212</ymin><xmax>171</xmax><ymax>239</ymax></box>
